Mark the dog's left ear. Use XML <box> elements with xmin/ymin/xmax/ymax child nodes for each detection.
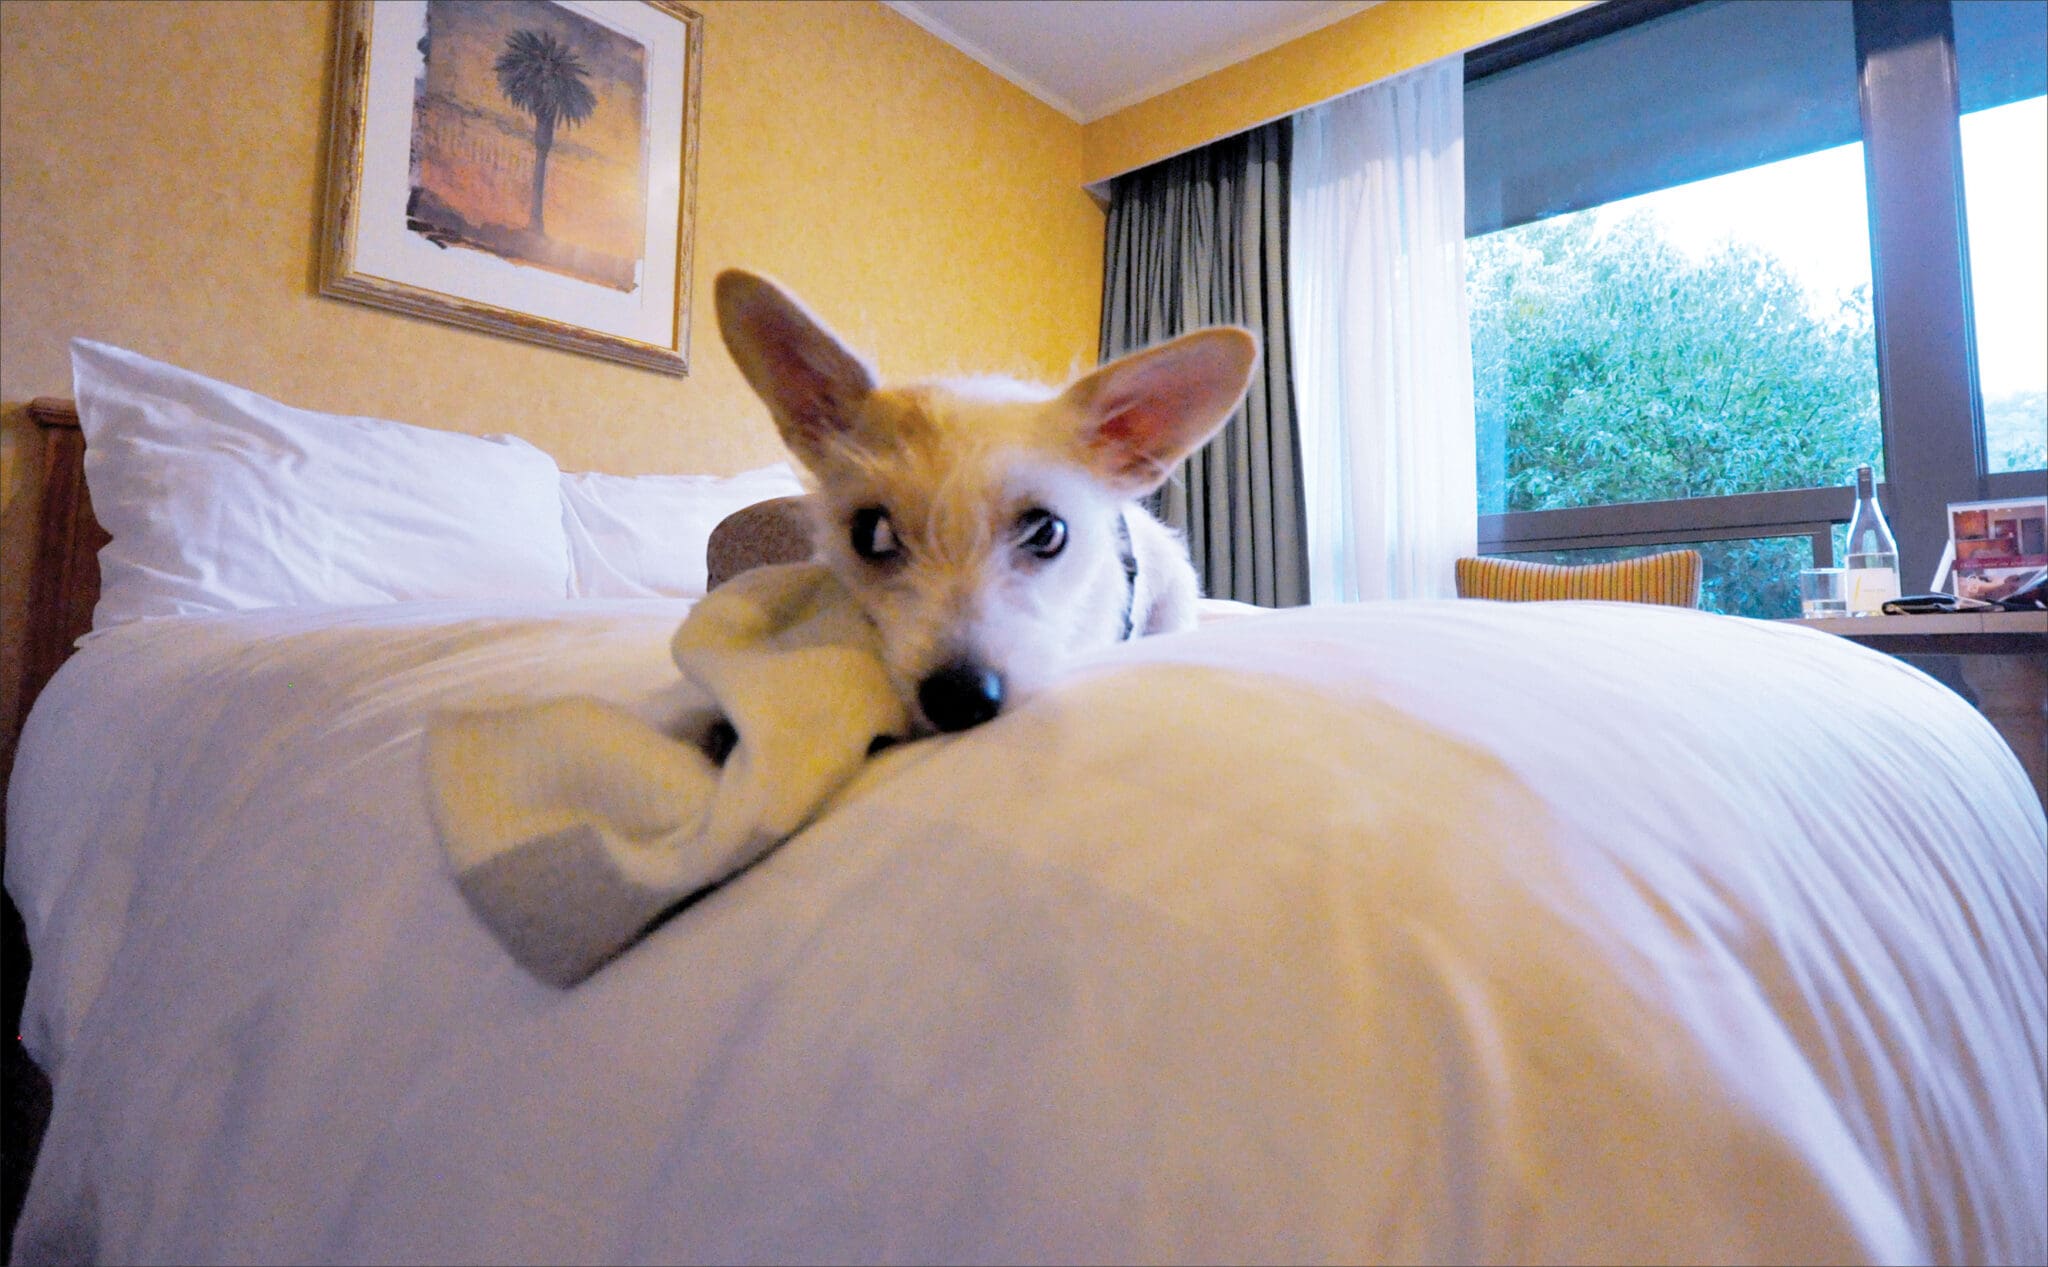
<box><xmin>715</xmin><ymin>269</ymin><xmax>877</xmax><ymax>463</ymax></box>
<box><xmin>1062</xmin><ymin>328</ymin><xmax>1259</xmax><ymax>494</ymax></box>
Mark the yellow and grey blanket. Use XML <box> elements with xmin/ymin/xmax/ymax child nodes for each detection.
<box><xmin>424</xmin><ymin>564</ymin><xmax>908</xmax><ymax>986</ymax></box>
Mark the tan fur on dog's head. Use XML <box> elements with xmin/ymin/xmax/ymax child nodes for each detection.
<box><xmin>715</xmin><ymin>269</ymin><xmax>1256</xmax><ymax>732</ymax></box>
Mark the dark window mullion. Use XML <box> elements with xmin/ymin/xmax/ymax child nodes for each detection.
<box><xmin>1853</xmin><ymin>0</ymin><xmax>1985</xmax><ymax>588</ymax></box>
<box><xmin>1480</xmin><ymin>485</ymin><xmax>1863</xmax><ymax>547</ymax></box>
<box><xmin>1985</xmin><ymin>468</ymin><xmax>2048</xmax><ymax>501</ymax></box>
<box><xmin>1487</xmin><ymin>522</ymin><xmax>1835</xmax><ymax>555</ymax></box>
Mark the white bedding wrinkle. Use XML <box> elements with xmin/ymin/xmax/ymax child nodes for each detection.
<box><xmin>5</xmin><ymin>598</ymin><xmax>2043</xmax><ymax>1265</ymax></box>
<box><xmin>559</xmin><ymin>462</ymin><xmax>806</xmax><ymax>599</ymax></box>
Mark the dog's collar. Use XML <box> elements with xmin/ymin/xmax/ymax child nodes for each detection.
<box><xmin>1116</xmin><ymin>512</ymin><xmax>1138</xmax><ymax>641</ymax></box>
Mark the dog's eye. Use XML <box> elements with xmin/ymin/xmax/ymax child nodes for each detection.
<box><xmin>850</xmin><ymin>507</ymin><xmax>900</xmax><ymax>562</ymax></box>
<box><xmin>1016</xmin><ymin>508</ymin><xmax>1067</xmax><ymax>559</ymax></box>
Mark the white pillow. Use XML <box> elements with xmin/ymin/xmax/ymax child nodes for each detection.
<box><xmin>72</xmin><ymin>339</ymin><xmax>574</xmax><ymax>628</ymax></box>
<box><xmin>560</xmin><ymin>464</ymin><xmax>806</xmax><ymax>598</ymax></box>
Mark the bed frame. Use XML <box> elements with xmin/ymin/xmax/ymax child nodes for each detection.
<box><xmin>15</xmin><ymin>398</ymin><xmax>103</xmax><ymax>747</ymax></box>
<box><xmin>4</xmin><ymin>398</ymin><xmax>89</xmax><ymax>1248</ymax></box>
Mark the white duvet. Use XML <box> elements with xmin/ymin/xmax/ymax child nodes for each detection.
<box><xmin>7</xmin><ymin>597</ymin><xmax>2044</xmax><ymax>1265</ymax></box>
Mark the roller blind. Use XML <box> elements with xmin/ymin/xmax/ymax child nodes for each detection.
<box><xmin>1466</xmin><ymin>0</ymin><xmax>1860</xmax><ymax>236</ymax></box>
<box><xmin>1955</xmin><ymin>0</ymin><xmax>2048</xmax><ymax>114</ymax></box>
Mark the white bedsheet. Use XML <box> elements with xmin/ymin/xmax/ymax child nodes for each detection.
<box><xmin>7</xmin><ymin>598</ymin><xmax>2044</xmax><ymax>1265</ymax></box>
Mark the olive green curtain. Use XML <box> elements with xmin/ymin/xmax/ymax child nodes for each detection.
<box><xmin>1099</xmin><ymin>121</ymin><xmax>1308</xmax><ymax>608</ymax></box>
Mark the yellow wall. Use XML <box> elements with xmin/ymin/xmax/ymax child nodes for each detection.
<box><xmin>0</xmin><ymin>0</ymin><xmax>1582</xmax><ymax>753</ymax></box>
<box><xmin>1082</xmin><ymin>0</ymin><xmax>1591</xmax><ymax>187</ymax></box>
<box><xmin>0</xmin><ymin>0</ymin><xmax>1102</xmax><ymax>752</ymax></box>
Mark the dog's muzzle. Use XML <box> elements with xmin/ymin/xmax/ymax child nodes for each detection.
<box><xmin>918</xmin><ymin>661</ymin><xmax>1004</xmax><ymax>733</ymax></box>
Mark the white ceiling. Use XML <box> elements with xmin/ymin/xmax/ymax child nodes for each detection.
<box><xmin>884</xmin><ymin>1</ymin><xmax>1381</xmax><ymax>123</ymax></box>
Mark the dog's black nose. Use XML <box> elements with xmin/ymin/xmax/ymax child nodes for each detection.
<box><xmin>918</xmin><ymin>662</ymin><xmax>1004</xmax><ymax>733</ymax></box>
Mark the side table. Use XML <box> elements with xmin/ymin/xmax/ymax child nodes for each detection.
<box><xmin>1781</xmin><ymin>611</ymin><xmax>2046</xmax><ymax>808</ymax></box>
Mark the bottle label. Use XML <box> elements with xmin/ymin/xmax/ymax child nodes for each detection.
<box><xmin>1847</xmin><ymin>565</ymin><xmax>1900</xmax><ymax>613</ymax></box>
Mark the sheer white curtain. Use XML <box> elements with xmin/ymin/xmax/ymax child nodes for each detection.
<box><xmin>1290</xmin><ymin>58</ymin><xmax>1477</xmax><ymax>603</ymax></box>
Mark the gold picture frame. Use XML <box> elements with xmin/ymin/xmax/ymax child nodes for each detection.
<box><xmin>320</xmin><ymin>0</ymin><xmax>702</xmax><ymax>375</ymax></box>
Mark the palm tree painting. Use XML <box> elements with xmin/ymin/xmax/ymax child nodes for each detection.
<box><xmin>406</xmin><ymin>0</ymin><xmax>649</xmax><ymax>292</ymax></box>
<box><xmin>494</xmin><ymin>28</ymin><xmax>597</xmax><ymax>236</ymax></box>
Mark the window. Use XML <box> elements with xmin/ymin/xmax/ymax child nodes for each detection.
<box><xmin>1469</xmin><ymin>141</ymin><xmax>1883</xmax><ymax>510</ymax></box>
<box><xmin>1504</xmin><ymin>537</ymin><xmax>1820</xmax><ymax>619</ymax></box>
<box><xmin>1465</xmin><ymin>0</ymin><xmax>2047</xmax><ymax>619</ymax></box>
<box><xmin>1955</xmin><ymin>0</ymin><xmax>2048</xmax><ymax>474</ymax></box>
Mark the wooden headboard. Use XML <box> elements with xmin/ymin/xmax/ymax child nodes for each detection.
<box><xmin>16</xmin><ymin>397</ymin><xmax>105</xmax><ymax>746</ymax></box>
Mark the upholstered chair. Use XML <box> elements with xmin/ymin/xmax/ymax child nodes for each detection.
<box><xmin>1454</xmin><ymin>549</ymin><xmax>1704</xmax><ymax>608</ymax></box>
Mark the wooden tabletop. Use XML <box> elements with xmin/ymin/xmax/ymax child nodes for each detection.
<box><xmin>1780</xmin><ymin>609</ymin><xmax>2047</xmax><ymax>654</ymax></box>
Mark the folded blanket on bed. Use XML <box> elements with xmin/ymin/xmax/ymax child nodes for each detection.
<box><xmin>425</xmin><ymin>564</ymin><xmax>909</xmax><ymax>986</ymax></box>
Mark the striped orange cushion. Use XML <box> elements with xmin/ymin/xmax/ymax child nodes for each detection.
<box><xmin>1454</xmin><ymin>550</ymin><xmax>1703</xmax><ymax>607</ymax></box>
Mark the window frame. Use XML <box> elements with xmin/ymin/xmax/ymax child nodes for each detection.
<box><xmin>1466</xmin><ymin>0</ymin><xmax>2046</xmax><ymax>595</ymax></box>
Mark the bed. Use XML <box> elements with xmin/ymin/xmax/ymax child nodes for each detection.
<box><xmin>4</xmin><ymin>345</ymin><xmax>2044</xmax><ymax>1265</ymax></box>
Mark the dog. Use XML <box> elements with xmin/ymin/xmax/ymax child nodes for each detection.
<box><xmin>714</xmin><ymin>269</ymin><xmax>1257</xmax><ymax>734</ymax></box>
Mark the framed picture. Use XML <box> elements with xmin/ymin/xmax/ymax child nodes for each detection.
<box><xmin>1941</xmin><ymin>495</ymin><xmax>2047</xmax><ymax>603</ymax></box>
<box><xmin>320</xmin><ymin>0</ymin><xmax>702</xmax><ymax>375</ymax></box>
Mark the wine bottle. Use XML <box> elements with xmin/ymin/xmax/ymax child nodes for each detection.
<box><xmin>1843</xmin><ymin>465</ymin><xmax>1900</xmax><ymax>615</ymax></box>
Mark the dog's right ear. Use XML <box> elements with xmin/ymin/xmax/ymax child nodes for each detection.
<box><xmin>1062</xmin><ymin>327</ymin><xmax>1259</xmax><ymax>495</ymax></box>
<box><xmin>715</xmin><ymin>270</ymin><xmax>876</xmax><ymax>459</ymax></box>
